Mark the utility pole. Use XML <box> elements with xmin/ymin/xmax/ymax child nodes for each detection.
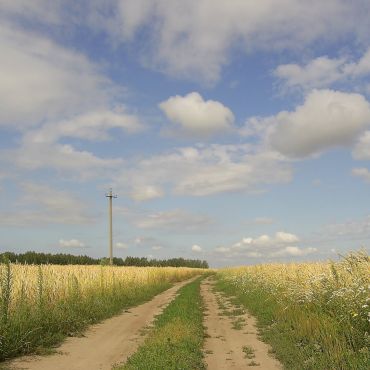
<box><xmin>105</xmin><ymin>188</ymin><xmax>117</xmax><ymax>265</ymax></box>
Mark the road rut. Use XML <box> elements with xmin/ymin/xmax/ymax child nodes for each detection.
<box><xmin>8</xmin><ymin>277</ymin><xmax>196</xmax><ymax>370</ymax></box>
<box><xmin>201</xmin><ymin>277</ymin><xmax>282</xmax><ymax>369</ymax></box>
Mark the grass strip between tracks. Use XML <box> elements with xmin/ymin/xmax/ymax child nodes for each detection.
<box><xmin>120</xmin><ymin>277</ymin><xmax>206</xmax><ymax>370</ymax></box>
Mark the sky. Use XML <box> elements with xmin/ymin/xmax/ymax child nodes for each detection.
<box><xmin>1</xmin><ymin>1</ymin><xmax>370</xmax><ymax>267</ymax></box>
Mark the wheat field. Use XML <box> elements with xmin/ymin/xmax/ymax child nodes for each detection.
<box><xmin>217</xmin><ymin>251</ymin><xmax>370</xmax><ymax>369</ymax></box>
<box><xmin>0</xmin><ymin>263</ymin><xmax>201</xmax><ymax>360</ymax></box>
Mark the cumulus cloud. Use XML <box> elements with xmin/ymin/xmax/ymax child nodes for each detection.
<box><xmin>116</xmin><ymin>144</ymin><xmax>292</xmax><ymax>199</ymax></box>
<box><xmin>352</xmin><ymin>167</ymin><xmax>370</xmax><ymax>183</ymax></box>
<box><xmin>11</xmin><ymin>140</ymin><xmax>122</xmax><ymax>180</ymax></box>
<box><xmin>159</xmin><ymin>92</ymin><xmax>234</xmax><ymax>137</ymax></box>
<box><xmin>275</xmin><ymin>56</ymin><xmax>347</xmax><ymax>91</ymax></box>
<box><xmin>214</xmin><ymin>231</ymin><xmax>316</xmax><ymax>259</ymax></box>
<box><xmin>0</xmin><ymin>172</ymin><xmax>9</xmax><ymax>191</ymax></box>
<box><xmin>2</xmin><ymin>1</ymin><xmax>369</xmax><ymax>84</ymax></box>
<box><xmin>106</xmin><ymin>0</ymin><xmax>369</xmax><ymax>83</ymax></box>
<box><xmin>266</xmin><ymin>90</ymin><xmax>370</xmax><ymax>157</ymax></box>
<box><xmin>0</xmin><ymin>183</ymin><xmax>94</xmax><ymax>226</ymax></box>
<box><xmin>130</xmin><ymin>186</ymin><xmax>164</xmax><ymax>201</ymax></box>
<box><xmin>275</xmin><ymin>48</ymin><xmax>370</xmax><ymax>91</ymax></box>
<box><xmin>121</xmin><ymin>208</ymin><xmax>214</xmax><ymax>233</ymax></box>
<box><xmin>0</xmin><ymin>23</ymin><xmax>116</xmax><ymax>128</ymax></box>
<box><xmin>271</xmin><ymin>246</ymin><xmax>317</xmax><ymax>257</ymax></box>
<box><xmin>352</xmin><ymin>131</ymin><xmax>370</xmax><ymax>160</ymax></box>
<box><xmin>59</xmin><ymin>239</ymin><xmax>86</xmax><ymax>248</ymax></box>
<box><xmin>0</xmin><ymin>19</ymin><xmax>146</xmax><ymax>181</ymax></box>
<box><xmin>28</xmin><ymin>108</ymin><xmax>144</xmax><ymax>144</ymax></box>
<box><xmin>321</xmin><ymin>215</ymin><xmax>370</xmax><ymax>241</ymax></box>
<box><xmin>0</xmin><ymin>1</ymin><xmax>64</xmax><ymax>25</ymax></box>
<box><xmin>192</xmin><ymin>244</ymin><xmax>202</xmax><ymax>253</ymax></box>
<box><xmin>7</xmin><ymin>107</ymin><xmax>143</xmax><ymax>179</ymax></box>
<box><xmin>116</xmin><ymin>242</ymin><xmax>129</xmax><ymax>249</ymax></box>
<box><xmin>275</xmin><ymin>231</ymin><xmax>300</xmax><ymax>243</ymax></box>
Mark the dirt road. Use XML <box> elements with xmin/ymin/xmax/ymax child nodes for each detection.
<box><xmin>201</xmin><ymin>277</ymin><xmax>282</xmax><ymax>369</ymax></box>
<box><xmin>8</xmin><ymin>278</ymin><xmax>196</xmax><ymax>370</ymax></box>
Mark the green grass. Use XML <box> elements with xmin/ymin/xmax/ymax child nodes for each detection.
<box><xmin>215</xmin><ymin>276</ymin><xmax>370</xmax><ymax>370</ymax></box>
<box><xmin>119</xmin><ymin>277</ymin><xmax>206</xmax><ymax>370</ymax></box>
<box><xmin>232</xmin><ymin>317</ymin><xmax>246</xmax><ymax>330</ymax></box>
<box><xmin>242</xmin><ymin>345</ymin><xmax>255</xmax><ymax>359</ymax></box>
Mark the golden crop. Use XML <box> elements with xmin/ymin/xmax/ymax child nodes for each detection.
<box><xmin>219</xmin><ymin>250</ymin><xmax>370</xmax><ymax>332</ymax></box>
<box><xmin>217</xmin><ymin>251</ymin><xmax>370</xmax><ymax>368</ymax></box>
<box><xmin>1</xmin><ymin>264</ymin><xmax>200</xmax><ymax>313</ymax></box>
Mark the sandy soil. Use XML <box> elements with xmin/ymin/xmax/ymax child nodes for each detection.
<box><xmin>7</xmin><ymin>277</ymin><xmax>196</xmax><ymax>370</ymax></box>
<box><xmin>201</xmin><ymin>277</ymin><xmax>282</xmax><ymax>369</ymax></box>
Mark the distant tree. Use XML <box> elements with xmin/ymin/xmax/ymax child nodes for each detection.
<box><xmin>0</xmin><ymin>251</ymin><xmax>100</xmax><ymax>265</ymax></box>
<box><xmin>0</xmin><ymin>251</ymin><xmax>209</xmax><ymax>268</ymax></box>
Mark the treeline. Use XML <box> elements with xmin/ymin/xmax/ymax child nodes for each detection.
<box><xmin>0</xmin><ymin>251</ymin><xmax>209</xmax><ymax>269</ymax></box>
<box><xmin>113</xmin><ymin>256</ymin><xmax>209</xmax><ymax>269</ymax></box>
<box><xmin>1</xmin><ymin>251</ymin><xmax>99</xmax><ymax>265</ymax></box>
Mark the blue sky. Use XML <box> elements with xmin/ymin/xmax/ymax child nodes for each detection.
<box><xmin>1</xmin><ymin>1</ymin><xmax>370</xmax><ymax>267</ymax></box>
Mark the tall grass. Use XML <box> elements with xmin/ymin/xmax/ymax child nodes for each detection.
<box><xmin>0</xmin><ymin>262</ymin><xmax>201</xmax><ymax>361</ymax></box>
<box><xmin>216</xmin><ymin>251</ymin><xmax>370</xmax><ymax>370</ymax></box>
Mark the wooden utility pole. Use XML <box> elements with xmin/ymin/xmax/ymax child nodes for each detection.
<box><xmin>105</xmin><ymin>189</ymin><xmax>117</xmax><ymax>265</ymax></box>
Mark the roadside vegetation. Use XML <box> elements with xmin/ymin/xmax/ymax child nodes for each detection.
<box><xmin>216</xmin><ymin>251</ymin><xmax>370</xmax><ymax>370</ymax></box>
<box><xmin>120</xmin><ymin>277</ymin><xmax>206</xmax><ymax>370</ymax></box>
<box><xmin>0</xmin><ymin>261</ymin><xmax>202</xmax><ymax>362</ymax></box>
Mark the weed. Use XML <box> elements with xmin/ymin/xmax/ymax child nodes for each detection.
<box><xmin>242</xmin><ymin>345</ymin><xmax>256</xmax><ymax>359</ymax></box>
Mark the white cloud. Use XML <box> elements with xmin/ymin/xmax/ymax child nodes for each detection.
<box><xmin>131</xmin><ymin>236</ymin><xmax>158</xmax><ymax>246</ymax></box>
<box><xmin>159</xmin><ymin>92</ymin><xmax>234</xmax><ymax>136</ymax></box>
<box><xmin>214</xmin><ymin>231</ymin><xmax>316</xmax><ymax>259</ymax></box>
<box><xmin>116</xmin><ymin>242</ymin><xmax>129</xmax><ymax>249</ymax></box>
<box><xmin>0</xmin><ymin>1</ymin><xmax>64</xmax><ymax>25</ymax></box>
<box><xmin>59</xmin><ymin>239</ymin><xmax>86</xmax><ymax>248</ymax></box>
<box><xmin>240</xmin><ymin>232</ymin><xmax>299</xmax><ymax>247</ymax></box>
<box><xmin>2</xmin><ymin>1</ymin><xmax>369</xmax><ymax>84</ymax></box>
<box><xmin>274</xmin><ymin>48</ymin><xmax>370</xmax><ymax>92</ymax></box>
<box><xmin>130</xmin><ymin>186</ymin><xmax>164</xmax><ymax>201</ymax></box>
<box><xmin>11</xmin><ymin>140</ymin><xmax>122</xmax><ymax>180</ymax></box>
<box><xmin>116</xmin><ymin>144</ymin><xmax>292</xmax><ymax>198</ymax></box>
<box><xmin>0</xmin><ymin>20</ymin><xmax>145</xmax><ymax>181</ymax></box>
<box><xmin>276</xmin><ymin>231</ymin><xmax>300</xmax><ymax>243</ymax></box>
<box><xmin>0</xmin><ymin>183</ymin><xmax>94</xmax><ymax>226</ymax></box>
<box><xmin>102</xmin><ymin>0</ymin><xmax>369</xmax><ymax>83</ymax></box>
<box><xmin>7</xmin><ymin>107</ymin><xmax>143</xmax><ymax>179</ymax></box>
<box><xmin>0</xmin><ymin>23</ymin><xmax>116</xmax><ymax>128</ymax></box>
<box><xmin>133</xmin><ymin>209</ymin><xmax>213</xmax><ymax>232</ymax></box>
<box><xmin>352</xmin><ymin>168</ymin><xmax>370</xmax><ymax>183</ymax></box>
<box><xmin>266</xmin><ymin>90</ymin><xmax>370</xmax><ymax>157</ymax></box>
<box><xmin>0</xmin><ymin>20</ymin><xmax>144</xmax><ymax>182</ymax></box>
<box><xmin>271</xmin><ymin>246</ymin><xmax>317</xmax><ymax>257</ymax></box>
<box><xmin>253</xmin><ymin>217</ymin><xmax>275</xmax><ymax>225</ymax></box>
<box><xmin>275</xmin><ymin>56</ymin><xmax>347</xmax><ymax>91</ymax></box>
<box><xmin>0</xmin><ymin>172</ymin><xmax>9</xmax><ymax>191</ymax></box>
<box><xmin>322</xmin><ymin>215</ymin><xmax>370</xmax><ymax>240</ymax></box>
<box><xmin>152</xmin><ymin>245</ymin><xmax>163</xmax><ymax>251</ymax></box>
<box><xmin>28</xmin><ymin>108</ymin><xmax>143</xmax><ymax>144</ymax></box>
<box><xmin>352</xmin><ymin>131</ymin><xmax>370</xmax><ymax>160</ymax></box>
<box><xmin>192</xmin><ymin>244</ymin><xmax>202</xmax><ymax>253</ymax></box>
